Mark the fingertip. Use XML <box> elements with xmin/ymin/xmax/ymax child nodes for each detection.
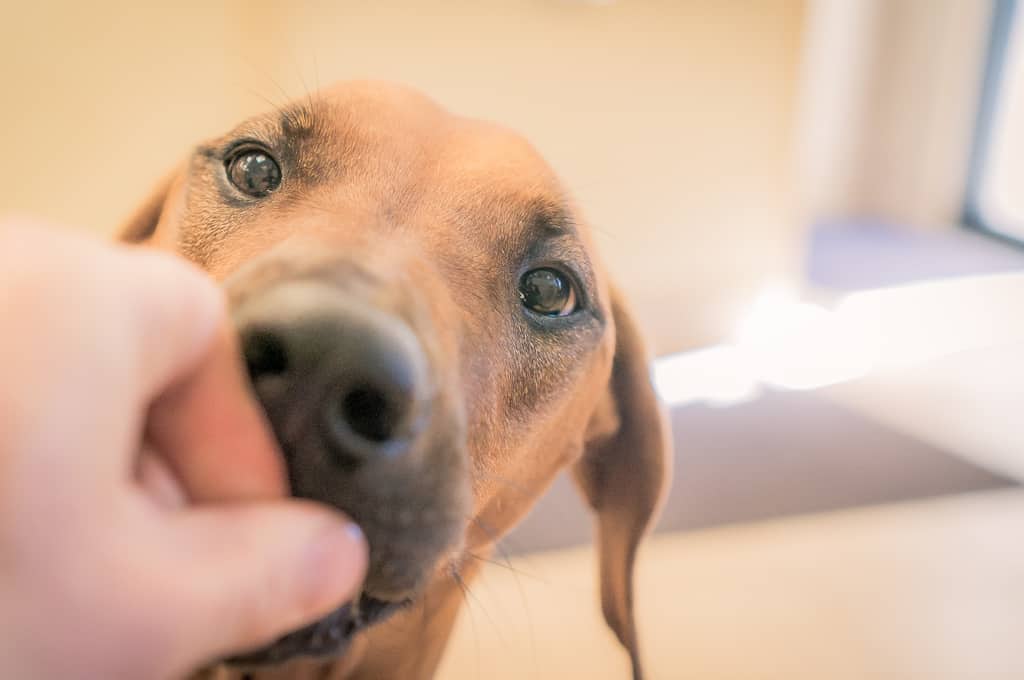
<box><xmin>166</xmin><ymin>502</ymin><xmax>369</xmax><ymax>662</ymax></box>
<box><xmin>298</xmin><ymin>518</ymin><xmax>369</xmax><ymax>618</ymax></box>
<box><xmin>123</xmin><ymin>248</ymin><xmax>226</xmax><ymax>357</ymax></box>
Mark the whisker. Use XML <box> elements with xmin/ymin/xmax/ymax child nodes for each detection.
<box><xmin>469</xmin><ymin>516</ymin><xmax>549</xmax><ymax>586</ymax></box>
<box><xmin>465</xmin><ymin>522</ymin><xmax>542</xmax><ymax>678</ymax></box>
<box><xmin>241</xmin><ymin>86</ymin><xmax>288</xmax><ymax>117</ymax></box>
<box><xmin>237</xmin><ymin>56</ymin><xmax>292</xmax><ymax>111</ymax></box>
<box><xmin>298</xmin><ymin>57</ymin><xmax>316</xmax><ymax>115</ymax></box>
<box><xmin>464</xmin><ymin>551</ymin><xmax>543</xmax><ymax>583</ymax></box>
<box><xmin>292</xmin><ymin>46</ymin><xmax>311</xmax><ymax>100</ymax></box>
<box><xmin>451</xmin><ymin>565</ymin><xmax>482</xmax><ymax>680</ymax></box>
<box><xmin>452</xmin><ymin>564</ymin><xmax>509</xmax><ymax>652</ymax></box>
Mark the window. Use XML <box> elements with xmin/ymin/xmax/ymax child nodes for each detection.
<box><xmin>965</xmin><ymin>0</ymin><xmax>1024</xmax><ymax>242</ymax></box>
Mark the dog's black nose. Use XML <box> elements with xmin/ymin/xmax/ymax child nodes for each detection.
<box><xmin>237</xmin><ymin>283</ymin><xmax>430</xmax><ymax>468</ymax></box>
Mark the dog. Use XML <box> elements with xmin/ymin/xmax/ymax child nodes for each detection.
<box><xmin>119</xmin><ymin>81</ymin><xmax>671</xmax><ymax>680</ymax></box>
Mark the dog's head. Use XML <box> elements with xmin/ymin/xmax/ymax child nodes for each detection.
<box><xmin>122</xmin><ymin>81</ymin><xmax>670</xmax><ymax>678</ymax></box>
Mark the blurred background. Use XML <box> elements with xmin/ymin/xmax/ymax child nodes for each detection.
<box><xmin>4</xmin><ymin>1</ymin><xmax>1024</xmax><ymax>678</ymax></box>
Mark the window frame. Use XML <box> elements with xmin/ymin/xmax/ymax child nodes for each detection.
<box><xmin>963</xmin><ymin>0</ymin><xmax>1024</xmax><ymax>246</ymax></box>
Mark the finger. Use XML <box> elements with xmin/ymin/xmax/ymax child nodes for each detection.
<box><xmin>0</xmin><ymin>224</ymin><xmax>224</xmax><ymax>489</ymax></box>
<box><xmin>144</xmin><ymin>323</ymin><xmax>287</xmax><ymax>503</ymax></box>
<box><xmin>163</xmin><ymin>502</ymin><xmax>367</xmax><ymax>668</ymax></box>
<box><xmin>111</xmin><ymin>245</ymin><xmax>226</xmax><ymax>404</ymax></box>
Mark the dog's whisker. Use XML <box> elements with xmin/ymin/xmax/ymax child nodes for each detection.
<box><xmin>464</xmin><ymin>551</ymin><xmax>544</xmax><ymax>583</ymax></box>
<box><xmin>464</xmin><ymin>523</ymin><xmax>542</xmax><ymax>678</ymax></box>
<box><xmin>467</xmin><ymin>517</ymin><xmax>538</xmax><ymax>581</ymax></box>
<box><xmin>461</xmin><ymin>551</ymin><xmax>541</xmax><ymax>679</ymax></box>
<box><xmin>236</xmin><ymin>56</ymin><xmax>293</xmax><ymax>113</ymax></box>
<box><xmin>452</xmin><ymin>565</ymin><xmax>509</xmax><ymax>654</ymax></box>
<box><xmin>242</xmin><ymin>87</ymin><xmax>289</xmax><ymax>118</ymax></box>
<box><xmin>292</xmin><ymin>55</ymin><xmax>316</xmax><ymax>119</ymax></box>
<box><xmin>487</xmin><ymin>541</ymin><xmax>542</xmax><ymax>677</ymax></box>
<box><xmin>468</xmin><ymin>516</ymin><xmax>549</xmax><ymax>586</ymax></box>
<box><xmin>450</xmin><ymin>565</ymin><xmax>482</xmax><ymax>680</ymax></box>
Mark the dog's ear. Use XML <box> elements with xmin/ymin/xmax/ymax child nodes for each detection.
<box><xmin>118</xmin><ymin>168</ymin><xmax>181</xmax><ymax>243</ymax></box>
<box><xmin>573</xmin><ymin>286</ymin><xmax>671</xmax><ymax>680</ymax></box>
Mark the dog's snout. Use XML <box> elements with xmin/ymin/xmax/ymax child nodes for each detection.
<box><xmin>318</xmin><ymin>323</ymin><xmax>426</xmax><ymax>464</ymax></box>
<box><xmin>236</xmin><ymin>281</ymin><xmax>432</xmax><ymax>467</ymax></box>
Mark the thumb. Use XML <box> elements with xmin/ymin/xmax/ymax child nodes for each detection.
<box><xmin>162</xmin><ymin>500</ymin><xmax>367</xmax><ymax>670</ymax></box>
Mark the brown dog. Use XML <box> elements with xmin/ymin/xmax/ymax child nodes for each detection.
<box><xmin>119</xmin><ymin>81</ymin><xmax>670</xmax><ymax>680</ymax></box>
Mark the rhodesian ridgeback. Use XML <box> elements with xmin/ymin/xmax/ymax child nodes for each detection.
<box><xmin>120</xmin><ymin>81</ymin><xmax>671</xmax><ymax>680</ymax></box>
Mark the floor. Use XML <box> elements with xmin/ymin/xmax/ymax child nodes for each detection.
<box><xmin>441</xmin><ymin>489</ymin><xmax>1024</xmax><ymax>680</ymax></box>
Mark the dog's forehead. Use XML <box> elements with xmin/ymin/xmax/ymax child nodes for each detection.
<box><xmin>265</xmin><ymin>83</ymin><xmax>555</xmax><ymax>197</ymax></box>
<box><xmin>202</xmin><ymin>82</ymin><xmax>600</xmax><ymax>271</ymax></box>
<box><xmin>223</xmin><ymin>82</ymin><xmax>568</xmax><ymax>217</ymax></box>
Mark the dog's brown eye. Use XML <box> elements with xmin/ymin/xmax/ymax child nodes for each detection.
<box><xmin>226</xmin><ymin>149</ymin><xmax>281</xmax><ymax>197</ymax></box>
<box><xmin>518</xmin><ymin>268</ymin><xmax>577</xmax><ymax>317</ymax></box>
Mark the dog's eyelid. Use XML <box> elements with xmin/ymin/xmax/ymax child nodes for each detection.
<box><xmin>523</xmin><ymin>237</ymin><xmax>595</xmax><ymax>290</ymax></box>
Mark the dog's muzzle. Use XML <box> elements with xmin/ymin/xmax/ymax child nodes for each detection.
<box><xmin>236</xmin><ymin>282</ymin><xmax>433</xmax><ymax>471</ymax></box>
<box><xmin>226</xmin><ymin>275</ymin><xmax>469</xmax><ymax>665</ymax></box>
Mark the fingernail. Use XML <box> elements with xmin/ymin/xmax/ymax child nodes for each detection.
<box><xmin>344</xmin><ymin>522</ymin><xmax>365</xmax><ymax>545</ymax></box>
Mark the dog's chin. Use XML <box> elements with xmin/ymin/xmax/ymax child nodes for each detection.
<box><xmin>225</xmin><ymin>594</ymin><xmax>407</xmax><ymax>667</ymax></box>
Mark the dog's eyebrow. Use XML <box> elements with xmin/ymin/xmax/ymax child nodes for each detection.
<box><xmin>279</xmin><ymin>101</ymin><xmax>322</xmax><ymax>138</ymax></box>
<box><xmin>525</xmin><ymin>198</ymin><xmax>576</xmax><ymax>239</ymax></box>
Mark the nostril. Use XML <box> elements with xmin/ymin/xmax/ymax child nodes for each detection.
<box><xmin>340</xmin><ymin>385</ymin><xmax>401</xmax><ymax>443</ymax></box>
<box><xmin>243</xmin><ymin>330</ymin><xmax>289</xmax><ymax>382</ymax></box>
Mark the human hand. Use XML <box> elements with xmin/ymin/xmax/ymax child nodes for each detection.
<box><xmin>0</xmin><ymin>220</ymin><xmax>367</xmax><ymax>679</ymax></box>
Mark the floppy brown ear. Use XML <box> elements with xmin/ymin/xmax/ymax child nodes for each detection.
<box><xmin>573</xmin><ymin>286</ymin><xmax>672</xmax><ymax>680</ymax></box>
<box><xmin>118</xmin><ymin>169</ymin><xmax>179</xmax><ymax>243</ymax></box>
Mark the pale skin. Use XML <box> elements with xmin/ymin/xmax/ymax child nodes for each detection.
<box><xmin>0</xmin><ymin>219</ymin><xmax>368</xmax><ymax>680</ymax></box>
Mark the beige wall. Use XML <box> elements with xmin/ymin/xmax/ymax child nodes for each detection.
<box><xmin>799</xmin><ymin>0</ymin><xmax>991</xmax><ymax>229</ymax></box>
<box><xmin>0</xmin><ymin>1</ymin><xmax>806</xmax><ymax>355</ymax></box>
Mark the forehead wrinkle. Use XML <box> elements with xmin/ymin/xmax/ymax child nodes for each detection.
<box><xmin>499</xmin><ymin>195</ymin><xmax>577</xmax><ymax>255</ymax></box>
<box><xmin>441</xmin><ymin>186</ymin><xmax>581</xmax><ymax>273</ymax></box>
<box><xmin>526</xmin><ymin>196</ymin><xmax>576</xmax><ymax>239</ymax></box>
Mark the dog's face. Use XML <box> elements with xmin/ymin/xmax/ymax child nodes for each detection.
<box><xmin>123</xmin><ymin>81</ymin><xmax>669</xmax><ymax>678</ymax></box>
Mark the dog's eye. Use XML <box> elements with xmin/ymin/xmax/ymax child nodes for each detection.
<box><xmin>518</xmin><ymin>268</ymin><xmax>577</xmax><ymax>317</ymax></box>
<box><xmin>226</xmin><ymin>148</ymin><xmax>281</xmax><ymax>198</ymax></box>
